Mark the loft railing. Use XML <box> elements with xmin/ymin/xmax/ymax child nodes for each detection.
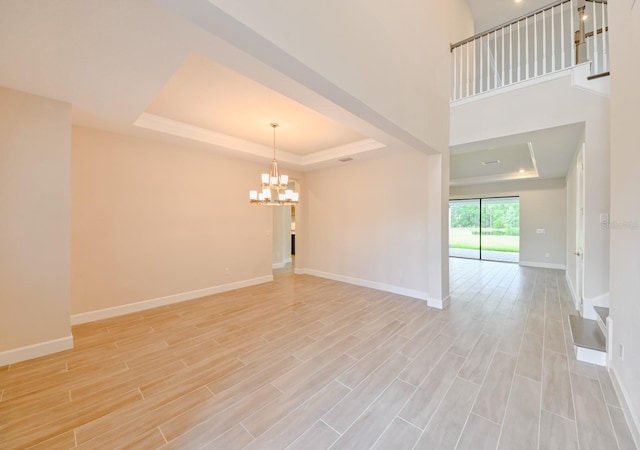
<box><xmin>450</xmin><ymin>0</ymin><xmax>609</xmax><ymax>101</ymax></box>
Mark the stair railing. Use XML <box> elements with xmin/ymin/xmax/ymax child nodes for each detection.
<box><xmin>451</xmin><ymin>0</ymin><xmax>609</xmax><ymax>101</ymax></box>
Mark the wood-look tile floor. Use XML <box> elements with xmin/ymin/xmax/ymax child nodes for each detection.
<box><xmin>1</xmin><ymin>259</ymin><xmax>637</xmax><ymax>449</ymax></box>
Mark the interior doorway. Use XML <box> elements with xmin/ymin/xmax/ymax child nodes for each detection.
<box><xmin>449</xmin><ymin>196</ymin><xmax>520</xmax><ymax>263</ymax></box>
<box><xmin>272</xmin><ymin>179</ymin><xmax>298</xmax><ymax>270</ymax></box>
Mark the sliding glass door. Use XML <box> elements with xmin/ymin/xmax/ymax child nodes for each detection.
<box><xmin>449</xmin><ymin>196</ymin><xmax>520</xmax><ymax>262</ymax></box>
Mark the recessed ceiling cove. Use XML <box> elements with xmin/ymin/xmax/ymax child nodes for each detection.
<box><xmin>135</xmin><ymin>53</ymin><xmax>385</xmax><ymax>168</ymax></box>
<box><xmin>450</xmin><ymin>142</ymin><xmax>538</xmax><ymax>186</ymax></box>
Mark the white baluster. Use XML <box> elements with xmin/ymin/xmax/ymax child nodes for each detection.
<box><xmin>486</xmin><ymin>34</ymin><xmax>490</xmax><ymax>91</ymax></box>
<box><xmin>480</xmin><ymin>35</ymin><xmax>484</xmax><ymax>93</ymax></box>
<box><xmin>509</xmin><ymin>24</ymin><xmax>513</xmax><ymax>85</ymax></box>
<box><xmin>518</xmin><ymin>20</ymin><xmax>522</xmax><ymax>82</ymax></box>
<box><xmin>533</xmin><ymin>14</ymin><xmax>538</xmax><ymax>77</ymax></box>
<box><xmin>473</xmin><ymin>38</ymin><xmax>477</xmax><ymax>95</ymax></box>
<box><xmin>602</xmin><ymin>2</ymin><xmax>608</xmax><ymax>72</ymax></box>
<box><xmin>493</xmin><ymin>30</ymin><xmax>498</xmax><ymax>89</ymax></box>
<box><xmin>551</xmin><ymin>5</ymin><xmax>556</xmax><ymax>72</ymax></box>
<box><xmin>459</xmin><ymin>43</ymin><xmax>463</xmax><ymax>98</ymax></box>
<box><xmin>561</xmin><ymin>2</ymin><xmax>565</xmax><ymax>69</ymax></box>
<box><xmin>592</xmin><ymin>0</ymin><xmax>599</xmax><ymax>74</ymax></box>
<box><xmin>501</xmin><ymin>28</ymin><xmax>505</xmax><ymax>87</ymax></box>
<box><xmin>466</xmin><ymin>41</ymin><xmax>470</xmax><ymax>97</ymax></box>
<box><xmin>542</xmin><ymin>10</ymin><xmax>546</xmax><ymax>75</ymax></box>
<box><xmin>571</xmin><ymin>0</ymin><xmax>575</xmax><ymax>66</ymax></box>
<box><xmin>524</xmin><ymin>16</ymin><xmax>536</xmax><ymax>80</ymax></box>
<box><xmin>452</xmin><ymin>46</ymin><xmax>457</xmax><ymax>100</ymax></box>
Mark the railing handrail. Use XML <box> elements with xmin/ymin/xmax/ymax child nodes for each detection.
<box><xmin>450</xmin><ymin>0</ymin><xmax>607</xmax><ymax>51</ymax></box>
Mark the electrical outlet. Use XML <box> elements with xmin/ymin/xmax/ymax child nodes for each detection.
<box><xmin>224</xmin><ymin>267</ymin><xmax>230</xmax><ymax>276</ymax></box>
<box><xmin>620</xmin><ymin>344</ymin><xmax>625</xmax><ymax>360</ymax></box>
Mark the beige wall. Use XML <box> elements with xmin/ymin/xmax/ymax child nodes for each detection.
<box><xmin>451</xmin><ymin>178</ymin><xmax>567</xmax><ymax>268</ymax></box>
<box><xmin>300</xmin><ymin>150</ymin><xmax>431</xmax><ymax>300</ymax></box>
<box><xmin>0</xmin><ymin>87</ymin><xmax>71</xmax><ymax>361</ymax></box>
<box><xmin>71</xmin><ymin>126</ymin><xmax>273</xmax><ymax>318</ymax></box>
<box><xmin>609</xmin><ymin>1</ymin><xmax>640</xmax><ymax>442</ymax></box>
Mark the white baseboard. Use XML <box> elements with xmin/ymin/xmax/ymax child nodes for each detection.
<box><xmin>428</xmin><ymin>295</ymin><xmax>450</xmax><ymax>310</ymax></box>
<box><xmin>610</xmin><ymin>366</ymin><xmax>640</xmax><ymax>449</ymax></box>
<box><xmin>71</xmin><ymin>275</ymin><xmax>273</xmax><ymax>325</ymax></box>
<box><xmin>519</xmin><ymin>261</ymin><xmax>566</xmax><ymax>270</ymax></box>
<box><xmin>272</xmin><ymin>262</ymin><xmax>285</xmax><ymax>269</ymax></box>
<box><xmin>300</xmin><ymin>268</ymin><xmax>429</xmax><ymax>301</ymax></box>
<box><xmin>0</xmin><ymin>335</ymin><xmax>74</xmax><ymax>367</ymax></box>
<box><xmin>565</xmin><ymin>272</ymin><xmax>579</xmax><ymax>310</ymax></box>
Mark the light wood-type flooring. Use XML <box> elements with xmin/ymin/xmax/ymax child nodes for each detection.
<box><xmin>1</xmin><ymin>259</ymin><xmax>636</xmax><ymax>449</ymax></box>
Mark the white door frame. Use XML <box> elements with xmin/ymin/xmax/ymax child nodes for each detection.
<box><xmin>575</xmin><ymin>145</ymin><xmax>585</xmax><ymax>314</ymax></box>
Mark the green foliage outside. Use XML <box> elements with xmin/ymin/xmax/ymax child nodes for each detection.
<box><xmin>449</xmin><ymin>201</ymin><xmax>520</xmax><ymax>253</ymax></box>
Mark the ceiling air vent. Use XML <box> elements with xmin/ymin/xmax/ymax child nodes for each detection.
<box><xmin>482</xmin><ymin>159</ymin><xmax>500</xmax><ymax>165</ymax></box>
<box><xmin>338</xmin><ymin>157</ymin><xmax>354</xmax><ymax>163</ymax></box>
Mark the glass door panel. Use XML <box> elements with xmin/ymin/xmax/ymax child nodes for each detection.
<box><xmin>449</xmin><ymin>196</ymin><xmax>520</xmax><ymax>262</ymax></box>
<box><xmin>480</xmin><ymin>197</ymin><xmax>520</xmax><ymax>262</ymax></box>
<box><xmin>449</xmin><ymin>199</ymin><xmax>480</xmax><ymax>259</ymax></box>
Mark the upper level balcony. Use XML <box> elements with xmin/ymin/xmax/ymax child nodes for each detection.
<box><xmin>450</xmin><ymin>0</ymin><xmax>609</xmax><ymax>102</ymax></box>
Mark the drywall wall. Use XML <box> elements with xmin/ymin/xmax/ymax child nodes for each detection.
<box><xmin>0</xmin><ymin>87</ymin><xmax>72</xmax><ymax>364</ymax></box>
<box><xmin>450</xmin><ymin>178</ymin><xmax>567</xmax><ymax>268</ymax></box>
<box><xmin>609</xmin><ymin>0</ymin><xmax>640</xmax><ymax>443</ymax></box>
<box><xmin>300</xmin><ymin>149</ymin><xmax>431</xmax><ymax>300</ymax></box>
<box><xmin>71</xmin><ymin>126</ymin><xmax>275</xmax><ymax>319</ymax></box>
<box><xmin>451</xmin><ymin>69</ymin><xmax>610</xmax><ymax>301</ymax></box>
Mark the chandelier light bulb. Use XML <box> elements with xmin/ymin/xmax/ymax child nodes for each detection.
<box><xmin>249</xmin><ymin>123</ymin><xmax>300</xmax><ymax>206</ymax></box>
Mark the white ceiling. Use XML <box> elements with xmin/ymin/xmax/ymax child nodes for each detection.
<box><xmin>0</xmin><ymin>0</ymin><xmax>580</xmax><ymax>181</ymax></box>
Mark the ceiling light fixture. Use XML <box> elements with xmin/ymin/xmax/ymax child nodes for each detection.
<box><xmin>249</xmin><ymin>123</ymin><xmax>299</xmax><ymax>206</ymax></box>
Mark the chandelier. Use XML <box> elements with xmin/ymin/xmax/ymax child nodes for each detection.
<box><xmin>249</xmin><ymin>123</ymin><xmax>299</xmax><ymax>206</ymax></box>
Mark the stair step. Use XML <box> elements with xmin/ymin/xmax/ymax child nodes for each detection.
<box><xmin>568</xmin><ymin>314</ymin><xmax>607</xmax><ymax>366</ymax></box>
<box><xmin>594</xmin><ymin>306</ymin><xmax>609</xmax><ymax>336</ymax></box>
<box><xmin>568</xmin><ymin>314</ymin><xmax>606</xmax><ymax>352</ymax></box>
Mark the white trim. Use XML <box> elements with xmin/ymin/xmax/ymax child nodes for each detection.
<box><xmin>450</xmin><ymin>65</ymin><xmax>576</xmax><ymax>106</ymax></box>
<box><xmin>565</xmin><ymin>271</ymin><xmax>579</xmax><ymax>309</ymax></box>
<box><xmin>519</xmin><ymin>261</ymin><xmax>566</xmax><ymax>270</ymax></box>
<box><xmin>301</xmin><ymin>269</ymin><xmax>429</xmax><ymax>301</ymax></box>
<box><xmin>272</xmin><ymin>262</ymin><xmax>286</xmax><ymax>269</ymax></box>
<box><xmin>134</xmin><ymin>113</ymin><xmax>385</xmax><ymax>169</ymax></box>
<box><xmin>574</xmin><ymin>344</ymin><xmax>606</xmax><ymax>366</ymax></box>
<box><xmin>610</xmin><ymin>366</ymin><xmax>640</xmax><ymax>448</ymax></box>
<box><xmin>71</xmin><ymin>276</ymin><xmax>273</xmax><ymax>325</ymax></box>
<box><xmin>0</xmin><ymin>335</ymin><xmax>74</xmax><ymax>367</ymax></box>
<box><xmin>427</xmin><ymin>295</ymin><xmax>450</xmax><ymax>310</ymax></box>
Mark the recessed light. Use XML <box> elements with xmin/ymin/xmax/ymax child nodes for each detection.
<box><xmin>482</xmin><ymin>160</ymin><xmax>500</xmax><ymax>165</ymax></box>
<box><xmin>519</xmin><ymin>169</ymin><xmax>525</xmax><ymax>173</ymax></box>
<box><xmin>515</xmin><ymin>0</ymin><xmax>523</xmax><ymax>3</ymax></box>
